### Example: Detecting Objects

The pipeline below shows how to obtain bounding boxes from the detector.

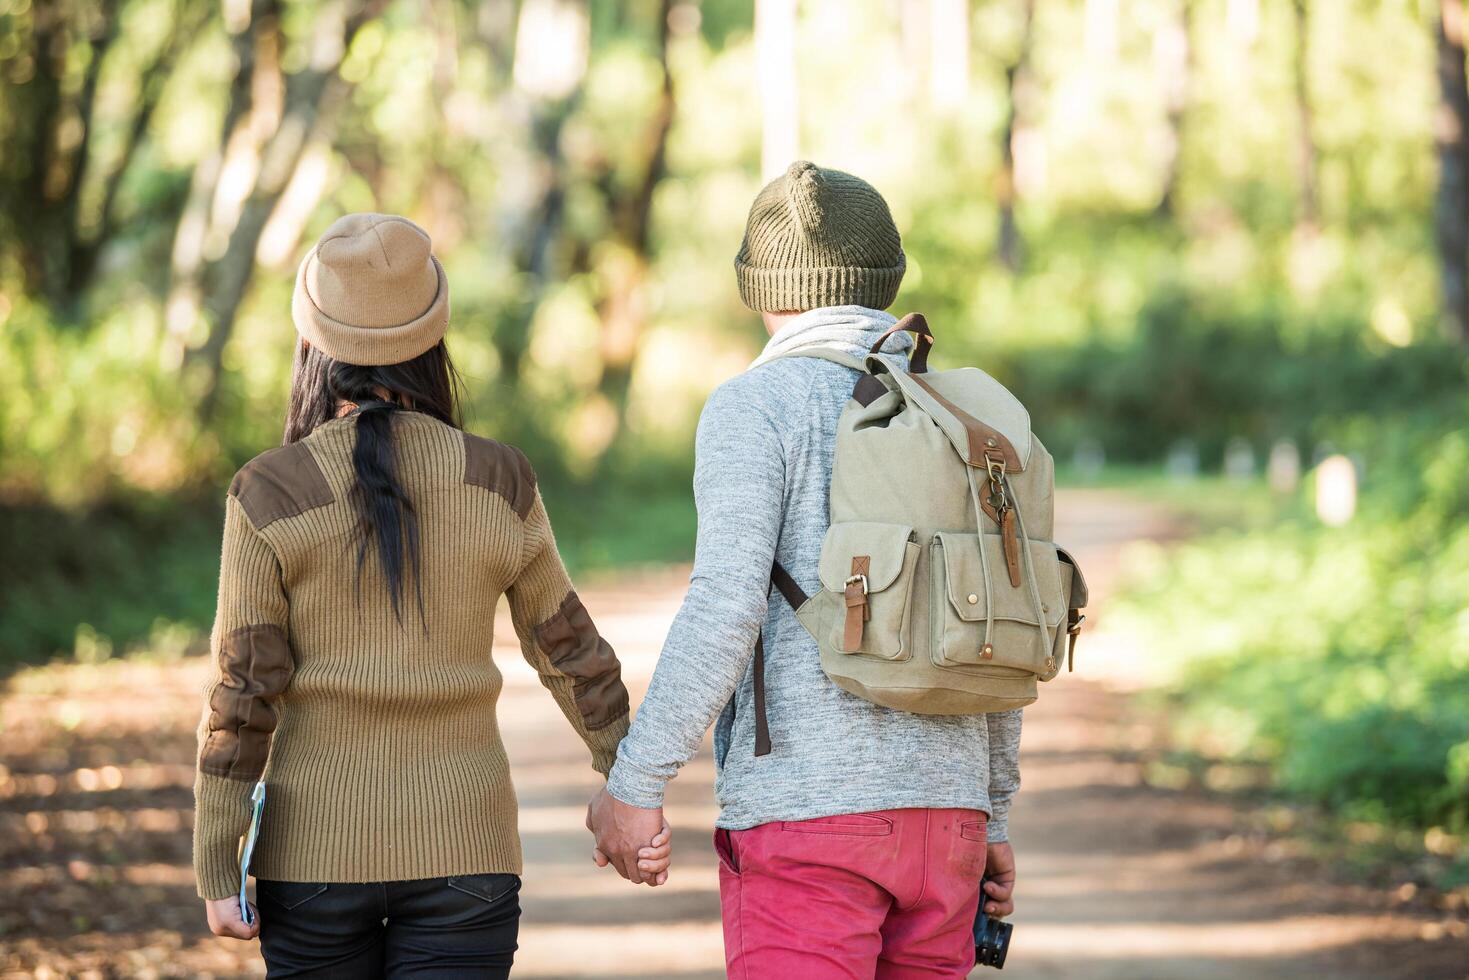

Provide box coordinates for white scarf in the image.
[750,305,912,369]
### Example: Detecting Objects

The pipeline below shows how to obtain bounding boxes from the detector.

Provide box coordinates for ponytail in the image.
[283,340,462,628]
[346,398,422,625]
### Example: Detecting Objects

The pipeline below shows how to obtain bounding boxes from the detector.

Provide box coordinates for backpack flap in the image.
[876,365,1033,473]
[817,522,920,659]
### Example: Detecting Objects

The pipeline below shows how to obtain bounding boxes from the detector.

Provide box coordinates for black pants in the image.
[256,874,520,978]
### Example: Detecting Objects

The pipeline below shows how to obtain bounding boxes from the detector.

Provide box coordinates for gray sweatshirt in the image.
[605,306,1023,842]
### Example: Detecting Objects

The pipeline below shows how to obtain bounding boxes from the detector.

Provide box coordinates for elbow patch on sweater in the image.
[200,624,295,780]
[533,594,630,731]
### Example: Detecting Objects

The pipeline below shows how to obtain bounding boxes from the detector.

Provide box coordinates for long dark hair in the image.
[283,339,463,624]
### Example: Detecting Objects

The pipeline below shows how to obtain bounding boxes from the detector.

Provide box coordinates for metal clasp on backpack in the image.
[844,574,869,595]
[983,453,1009,514]
[984,454,1006,484]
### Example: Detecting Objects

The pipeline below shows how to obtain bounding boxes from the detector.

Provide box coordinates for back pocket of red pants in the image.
[780,813,894,837]
[960,819,987,843]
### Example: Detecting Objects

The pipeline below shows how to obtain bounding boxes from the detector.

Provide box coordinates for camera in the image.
[973,879,1013,969]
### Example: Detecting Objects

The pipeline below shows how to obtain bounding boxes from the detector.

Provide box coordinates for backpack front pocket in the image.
[818,522,920,661]
[931,531,1066,675]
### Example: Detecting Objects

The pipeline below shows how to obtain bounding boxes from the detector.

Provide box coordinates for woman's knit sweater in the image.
[192,412,629,900]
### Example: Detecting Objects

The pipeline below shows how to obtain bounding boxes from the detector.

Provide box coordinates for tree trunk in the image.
[13,17,64,296]
[1084,0,1118,62]
[67,2,206,297]
[898,0,926,102]
[929,0,970,109]
[183,0,387,411]
[997,0,1035,273]
[496,105,575,384]
[1227,0,1259,46]
[162,0,272,363]
[475,0,517,66]
[1435,0,1469,345]
[8,3,119,306]
[494,0,591,385]
[1292,0,1318,231]
[594,0,677,430]
[1155,0,1191,218]
[52,7,121,308]
[756,0,799,179]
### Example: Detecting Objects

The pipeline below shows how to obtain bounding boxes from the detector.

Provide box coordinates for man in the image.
[587,161,1020,976]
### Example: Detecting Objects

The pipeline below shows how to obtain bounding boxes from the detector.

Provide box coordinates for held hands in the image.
[205,896,259,940]
[983,841,1017,917]
[586,786,672,886]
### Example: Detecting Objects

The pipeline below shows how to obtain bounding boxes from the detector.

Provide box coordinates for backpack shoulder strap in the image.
[770,560,808,609]
[761,312,936,375]
[762,346,869,372]
[753,561,809,758]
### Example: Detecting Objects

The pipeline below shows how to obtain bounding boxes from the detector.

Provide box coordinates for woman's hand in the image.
[205,897,260,940]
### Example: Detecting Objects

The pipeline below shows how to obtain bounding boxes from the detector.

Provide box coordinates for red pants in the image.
[715,808,987,979]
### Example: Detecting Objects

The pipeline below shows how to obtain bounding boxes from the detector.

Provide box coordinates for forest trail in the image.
[2,490,1465,978]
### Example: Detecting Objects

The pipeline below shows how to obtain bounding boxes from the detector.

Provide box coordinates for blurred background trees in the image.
[1,0,1467,842]
[2,0,1464,502]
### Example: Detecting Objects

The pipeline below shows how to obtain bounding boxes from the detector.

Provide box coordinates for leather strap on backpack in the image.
[1066,609,1086,671]
[753,561,809,758]
[771,561,807,608]
[868,312,933,373]
[752,635,772,757]
[842,556,871,652]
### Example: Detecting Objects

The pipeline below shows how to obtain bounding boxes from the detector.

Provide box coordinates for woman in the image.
[192,213,669,976]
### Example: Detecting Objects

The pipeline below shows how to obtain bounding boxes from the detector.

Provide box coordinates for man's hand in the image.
[983,842,1016,917]
[205,896,259,940]
[586,786,671,885]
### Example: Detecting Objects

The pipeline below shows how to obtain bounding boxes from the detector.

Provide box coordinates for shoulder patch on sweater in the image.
[462,432,537,519]
[229,443,334,530]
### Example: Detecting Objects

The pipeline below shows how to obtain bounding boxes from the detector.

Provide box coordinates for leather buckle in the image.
[1066,612,1085,672]
[844,574,869,595]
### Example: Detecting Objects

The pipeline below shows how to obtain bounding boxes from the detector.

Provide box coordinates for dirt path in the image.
[2,490,1466,978]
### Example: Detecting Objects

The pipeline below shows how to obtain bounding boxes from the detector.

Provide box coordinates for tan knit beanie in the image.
[292,213,449,366]
[734,161,906,312]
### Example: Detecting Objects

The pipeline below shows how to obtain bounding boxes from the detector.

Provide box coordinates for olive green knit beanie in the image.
[734,161,906,312]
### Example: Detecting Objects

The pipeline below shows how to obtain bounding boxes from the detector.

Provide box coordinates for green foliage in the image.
[0,295,219,505]
[986,288,1467,462]
[0,497,222,674]
[1116,408,1469,831]
[541,457,697,572]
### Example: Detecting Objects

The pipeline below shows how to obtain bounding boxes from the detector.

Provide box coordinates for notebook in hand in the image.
[239,781,266,925]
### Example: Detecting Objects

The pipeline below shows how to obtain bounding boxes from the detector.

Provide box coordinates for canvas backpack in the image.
[751,313,1089,756]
